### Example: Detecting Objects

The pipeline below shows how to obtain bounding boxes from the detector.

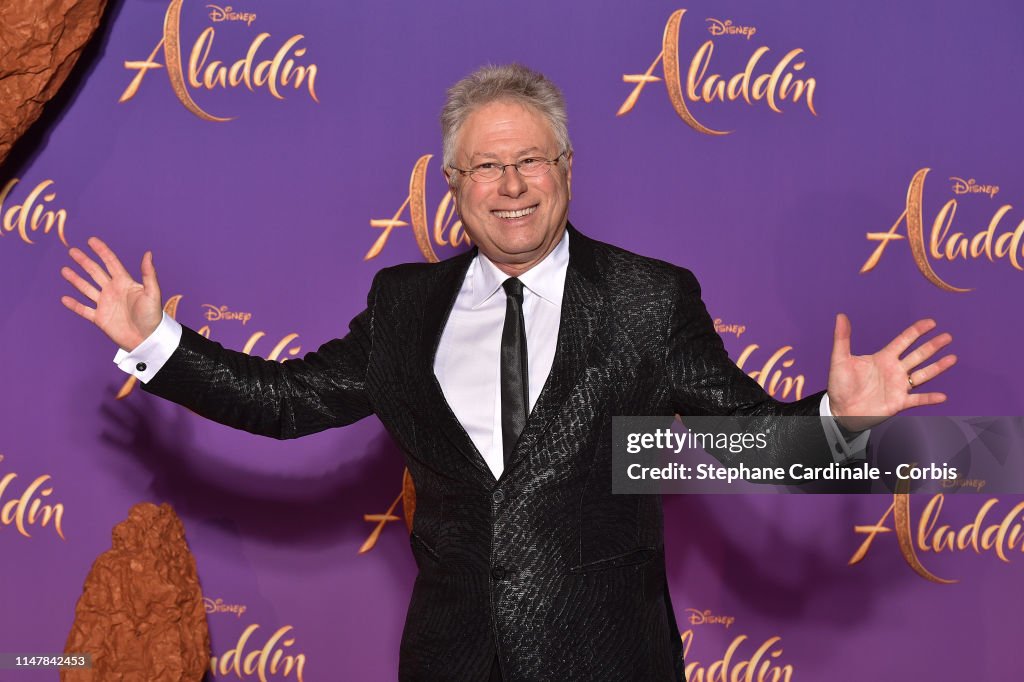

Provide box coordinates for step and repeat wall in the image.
[2,0,1021,679]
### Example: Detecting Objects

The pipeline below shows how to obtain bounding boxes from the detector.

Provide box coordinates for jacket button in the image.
[136,362,147,372]
[492,489,504,504]
[491,566,506,581]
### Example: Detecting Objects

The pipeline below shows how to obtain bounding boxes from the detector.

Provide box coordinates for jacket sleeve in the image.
[664,268,833,469]
[142,275,378,440]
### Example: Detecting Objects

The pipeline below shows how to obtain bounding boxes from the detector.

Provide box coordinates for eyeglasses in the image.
[448,151,567,183]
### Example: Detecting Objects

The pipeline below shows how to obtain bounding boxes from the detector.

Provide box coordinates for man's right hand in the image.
[61,237,164,351]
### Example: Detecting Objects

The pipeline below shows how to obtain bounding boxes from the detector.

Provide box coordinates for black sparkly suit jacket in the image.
[144,224,832,681]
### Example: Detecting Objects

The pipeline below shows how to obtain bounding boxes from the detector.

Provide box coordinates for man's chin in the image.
[491,238,546,259]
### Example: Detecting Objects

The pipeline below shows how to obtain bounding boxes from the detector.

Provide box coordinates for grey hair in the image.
[441,64,572,173]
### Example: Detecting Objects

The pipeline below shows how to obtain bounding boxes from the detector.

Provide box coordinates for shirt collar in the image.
[470,228,570,309]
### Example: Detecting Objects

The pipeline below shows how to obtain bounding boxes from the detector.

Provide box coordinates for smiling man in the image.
[62,64,955,681]
[443,97,572,276]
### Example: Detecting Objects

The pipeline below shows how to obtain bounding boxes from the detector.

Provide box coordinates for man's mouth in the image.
[492,205,538,220]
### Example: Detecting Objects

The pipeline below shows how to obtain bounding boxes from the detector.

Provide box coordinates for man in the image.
[61,65,955,681]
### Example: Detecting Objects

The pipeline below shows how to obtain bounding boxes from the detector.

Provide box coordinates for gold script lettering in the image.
[713,318,746,339]
[684,608,735,629]
[366,154,471,262]
[850,493,1024,584]
[202,304,253,325]
[735,344,805,400]
[208,5,257,26]
[0,470,65,540]
[862,168,1023,292]
[950,177,999,199]
[707,18,757,40]
[120,0,318,121]
[209,624,306,682]
[0,178,69,246]
[359,489,404,554]
[204,597,248,618]
[618,9,817,135]
[680,629,793,682]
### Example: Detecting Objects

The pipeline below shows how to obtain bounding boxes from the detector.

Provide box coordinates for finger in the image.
[88,236,131,279]
[60,266,100,303]
[903,391,948,409]
[140,251,160,298]
[909,354,957,388]
[60,295,96,322]
[68,246,111,286]
[832,313,852,361]
[901,332,953,370]
[883,318,937,357]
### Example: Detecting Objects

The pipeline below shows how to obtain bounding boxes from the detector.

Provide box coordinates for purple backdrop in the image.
[2,0,1022,679]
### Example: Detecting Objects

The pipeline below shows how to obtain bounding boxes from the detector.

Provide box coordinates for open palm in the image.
[827,313,957,431]
[61,237,164,351]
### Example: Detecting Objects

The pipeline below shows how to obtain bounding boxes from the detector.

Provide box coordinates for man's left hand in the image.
[827,313,956,431]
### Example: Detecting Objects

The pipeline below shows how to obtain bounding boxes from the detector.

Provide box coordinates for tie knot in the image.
[502,277,524,302]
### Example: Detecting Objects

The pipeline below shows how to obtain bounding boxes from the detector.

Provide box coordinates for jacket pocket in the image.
[409,530,441,569]
[568,546,659,574]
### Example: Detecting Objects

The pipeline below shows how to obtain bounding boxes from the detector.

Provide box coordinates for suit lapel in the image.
[415,249,497,485]
[504,226,608,478]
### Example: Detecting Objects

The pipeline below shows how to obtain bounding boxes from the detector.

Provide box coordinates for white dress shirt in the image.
[114,229,864,474]
[433,229,569,478]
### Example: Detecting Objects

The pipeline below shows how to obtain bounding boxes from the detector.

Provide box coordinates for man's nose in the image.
[498,165,528,197]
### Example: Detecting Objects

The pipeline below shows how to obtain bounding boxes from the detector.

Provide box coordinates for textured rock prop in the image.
[63,503,210,681]
[0,0,109,165]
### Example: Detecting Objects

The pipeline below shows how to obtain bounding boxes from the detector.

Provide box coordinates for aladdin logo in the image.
[685,608,735,629]
[207,4,256,26]
[680,619,793,682]
[950,176,999,199]
[116,296,301,399]
[367,154,471,263]
[0,454,65,540]
[706,18,757,40]
[714,318,747,339]
[861,168,1022,292]
[209,624,306,682]
[204,597,248,618]
[940,475,987,492]
[120,0,319,122]
[618,9,817,134]
[203,304,253,325]
[850,492,1024,584]
[735,343,804,400]
[0,178,69,246]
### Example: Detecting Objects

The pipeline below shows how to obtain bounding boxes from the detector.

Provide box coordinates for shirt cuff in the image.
[112,312,183,384]
[819,393,870,464]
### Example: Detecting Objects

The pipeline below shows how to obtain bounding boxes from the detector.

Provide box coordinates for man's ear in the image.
[566,152,574,201]
[442,165,458,208]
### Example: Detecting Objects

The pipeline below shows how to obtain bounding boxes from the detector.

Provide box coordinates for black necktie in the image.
[501,277,529,469]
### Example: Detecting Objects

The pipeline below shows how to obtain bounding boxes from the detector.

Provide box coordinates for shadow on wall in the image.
[662,489,913,669]
[97,383,411,552]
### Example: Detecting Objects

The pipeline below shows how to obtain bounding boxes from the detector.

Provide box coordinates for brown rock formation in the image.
[63,503,210,681]
[0,0,109,165]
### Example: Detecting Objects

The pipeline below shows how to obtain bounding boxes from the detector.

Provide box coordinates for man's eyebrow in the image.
[469,147,544,161]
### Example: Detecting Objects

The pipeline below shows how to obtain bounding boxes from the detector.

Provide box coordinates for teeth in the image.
[493,206,537,219]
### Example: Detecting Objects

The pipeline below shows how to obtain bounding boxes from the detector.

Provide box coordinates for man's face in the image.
[446,100,572,275]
